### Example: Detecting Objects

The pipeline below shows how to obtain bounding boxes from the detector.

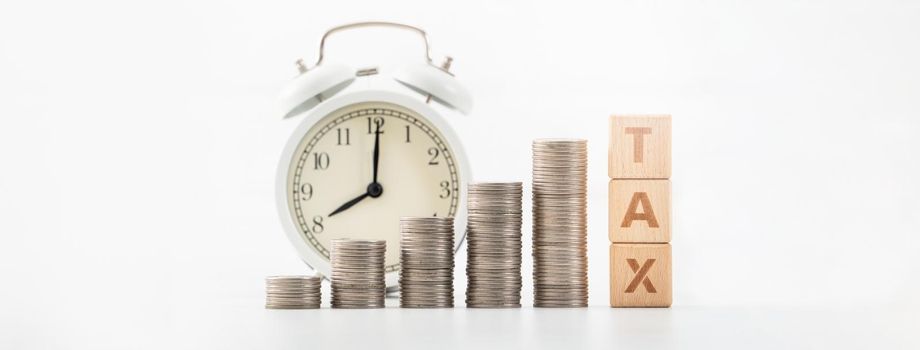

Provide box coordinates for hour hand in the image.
[328,192,370,217]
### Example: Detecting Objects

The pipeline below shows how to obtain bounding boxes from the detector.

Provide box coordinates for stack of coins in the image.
[399,217,455,308]
[265,275,322,309]
[465,182,523,308]
[532,139,589,307]
[330,239,386,309]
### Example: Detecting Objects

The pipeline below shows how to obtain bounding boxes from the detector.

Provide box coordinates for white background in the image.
[1,0,919,349]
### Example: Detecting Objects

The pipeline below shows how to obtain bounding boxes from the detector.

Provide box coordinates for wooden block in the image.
[609,179,670,243]
[608,115,671,179]
[610,243,672,307]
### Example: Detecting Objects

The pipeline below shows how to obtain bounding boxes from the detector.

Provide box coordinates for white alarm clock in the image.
[275,22,472,289]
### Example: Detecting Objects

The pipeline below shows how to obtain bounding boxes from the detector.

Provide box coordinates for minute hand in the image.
[372,122,381,183]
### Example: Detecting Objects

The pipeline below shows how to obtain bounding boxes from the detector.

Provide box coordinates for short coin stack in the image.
[265,275,322,309]
[330,239,386,309]
[465,182,523,308]
[399,217,455,308]
[532,139,589,307]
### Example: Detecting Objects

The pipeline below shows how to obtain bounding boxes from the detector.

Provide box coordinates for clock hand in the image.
[328,181,384,217]
[329,123,386,218]
[328,192,370,217]
[372,121,381,183]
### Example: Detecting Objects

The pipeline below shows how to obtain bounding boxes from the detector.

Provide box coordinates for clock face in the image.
[285,101,461,273]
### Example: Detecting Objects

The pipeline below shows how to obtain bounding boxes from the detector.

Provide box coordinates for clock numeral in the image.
[311,215,324,234]
[405,125,411,143]
[299,183,314,200]
[428,147,440,165]
[367,116,385,134]
[313,152,330,170]
[337,128,350,146]
[439,180,451,199]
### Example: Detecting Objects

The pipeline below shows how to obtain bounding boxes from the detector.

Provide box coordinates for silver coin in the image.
[399,217,455,308]
[264,275,322,309]
[465,182,524,309]
[531,139,589,308]
[330,239,387,309]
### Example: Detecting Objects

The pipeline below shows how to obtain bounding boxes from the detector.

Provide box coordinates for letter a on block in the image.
[609,179,670,243]
[609,115,671,179]
[621,192,659,228]
[610,244,671,307]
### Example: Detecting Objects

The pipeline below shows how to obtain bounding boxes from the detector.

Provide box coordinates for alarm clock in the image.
[275,22,472,289]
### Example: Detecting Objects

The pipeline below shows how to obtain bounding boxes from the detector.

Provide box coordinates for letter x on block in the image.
[625,258,656,293]
[610,243,671,307]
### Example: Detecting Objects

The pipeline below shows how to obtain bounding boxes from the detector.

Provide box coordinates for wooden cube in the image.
[610,243,672,307]
[609,179,670,243]
[609,115,671,179]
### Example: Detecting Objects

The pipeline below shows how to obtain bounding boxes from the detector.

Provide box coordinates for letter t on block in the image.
[609,115,671,179]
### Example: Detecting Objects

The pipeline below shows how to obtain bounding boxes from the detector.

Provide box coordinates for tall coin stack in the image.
[465,182,523,308]
[399,217,455,308]
[532,139,589,307]
[330,239,386,309]
[265,275,322,309]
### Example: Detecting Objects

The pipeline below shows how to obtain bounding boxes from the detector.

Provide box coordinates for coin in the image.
[265,275,322,309]
[330,239,386,309]
[399,217,455,308]
[532,139,589,308]
[465,182,523,308]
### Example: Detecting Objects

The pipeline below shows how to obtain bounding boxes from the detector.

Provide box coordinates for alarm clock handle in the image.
[306,21,434,70]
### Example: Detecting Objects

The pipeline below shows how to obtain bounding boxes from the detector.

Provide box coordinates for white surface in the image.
[177,300,920,349]
[1,0,920,349]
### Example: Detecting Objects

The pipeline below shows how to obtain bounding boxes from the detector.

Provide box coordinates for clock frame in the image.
[276,90,471,289]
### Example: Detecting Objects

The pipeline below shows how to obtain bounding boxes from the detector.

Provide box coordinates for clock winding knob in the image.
[295,59,308,74]
[440,56,453,73]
